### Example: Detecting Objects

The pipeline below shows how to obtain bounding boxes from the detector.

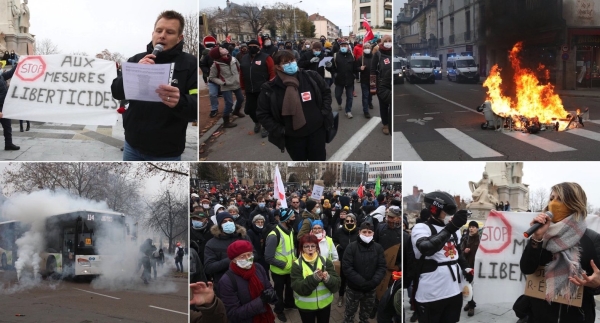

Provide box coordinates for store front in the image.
[569,30,600,89]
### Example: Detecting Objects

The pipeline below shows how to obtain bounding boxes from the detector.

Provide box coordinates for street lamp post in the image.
[293,1,303,42]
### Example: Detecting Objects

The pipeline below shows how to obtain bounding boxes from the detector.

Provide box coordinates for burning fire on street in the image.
[483,42,585,132]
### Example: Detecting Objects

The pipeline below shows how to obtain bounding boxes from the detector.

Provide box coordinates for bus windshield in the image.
[410,60,431,68]
[456,59,476,68]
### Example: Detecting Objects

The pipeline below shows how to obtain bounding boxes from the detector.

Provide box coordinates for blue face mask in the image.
[222,222,236,234]
[282,61,298,75]
[232,214,239,219]
[192,220,205,229]
[245,205,251,208]
[259,203,266,208]
[313,51,321,56]
[340,47,348,53]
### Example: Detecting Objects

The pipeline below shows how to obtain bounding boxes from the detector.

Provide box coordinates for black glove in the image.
[261,289,278,304]
[463,269,474,283]
[445,210,468,232]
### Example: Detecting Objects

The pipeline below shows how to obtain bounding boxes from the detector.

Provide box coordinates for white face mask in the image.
[265,40,272,46]
[203,204,210,209]
[236,256,254,269]
[360,234,373,244]
[315,233,324,240]
[306,44,310,48]
[383,42,392,49]
[364,49,371,54]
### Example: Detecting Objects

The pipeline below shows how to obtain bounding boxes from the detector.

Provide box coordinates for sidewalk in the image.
[0,117,198,161]
[556,89,600,98]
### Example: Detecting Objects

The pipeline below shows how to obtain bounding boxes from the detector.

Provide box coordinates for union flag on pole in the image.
[362,13,374,44]
[226,35,231,43]
[274,165,288,208]
[357,182,364,198]
[258,33,263,47]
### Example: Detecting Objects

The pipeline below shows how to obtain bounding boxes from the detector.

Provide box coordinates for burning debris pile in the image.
[482,42,587,132]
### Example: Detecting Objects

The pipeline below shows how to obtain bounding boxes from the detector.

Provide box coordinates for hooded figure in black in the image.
[139,238,154,284]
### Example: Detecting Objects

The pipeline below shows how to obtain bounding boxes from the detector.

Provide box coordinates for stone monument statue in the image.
[18,0,28,34]
[9,0,20,32]
[506,162,523,184]
[467,172,498,210]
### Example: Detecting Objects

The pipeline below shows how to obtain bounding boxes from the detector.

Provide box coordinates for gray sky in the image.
[28,0,198,59]
[403,162,600,208]
[394,0,407,21]
[200,0,352,37]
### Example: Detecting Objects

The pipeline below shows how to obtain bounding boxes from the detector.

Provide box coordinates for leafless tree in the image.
[183,11,199,57]
[70,51,89,56]
[233,3,270,36]
[322,170,337,187]
[95,49,125,63]
[144,188,188,253]
[34,38,60,55]
[529,187,548,212]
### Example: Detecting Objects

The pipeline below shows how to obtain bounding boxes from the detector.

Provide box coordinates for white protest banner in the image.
[475,210,600,305]
[311,184,324,201]
[3,55,119,125]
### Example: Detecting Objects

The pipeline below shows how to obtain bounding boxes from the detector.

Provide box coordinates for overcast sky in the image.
[403,162,600,208]
[28,0,197,59]
[200,0,352,37]
[394,0,407,21]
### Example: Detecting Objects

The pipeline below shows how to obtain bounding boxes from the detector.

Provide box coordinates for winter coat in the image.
[204,224,251,286]
[208,57,241,91]
[0,64,16,111]
[290,256,341,306]
[376,223,403,270]
[298,210,320,240]
[297,50,326,79]
[333,225,359,261]
[247,224,265,261]
[219,264,275,323]
[111,40,197,157]
[342,239,386,293]
[190,296,228,323]
[462,233,480,268]
[257,69,333,153]
[190,221,214,264]
[520,228,600,323]
[359,53,374,84]
[327,51,359,87]
[371,50,392,106]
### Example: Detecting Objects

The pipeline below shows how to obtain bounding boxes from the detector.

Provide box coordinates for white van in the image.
[447,55,479,83]
[407,55,435,84]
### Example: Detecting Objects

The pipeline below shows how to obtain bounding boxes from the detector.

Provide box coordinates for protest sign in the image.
[311,184,324,201]
[2,55,119,125]
[524,266,583,307]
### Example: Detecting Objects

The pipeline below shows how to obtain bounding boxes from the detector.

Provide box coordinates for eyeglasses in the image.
[292,202,299,204]
[303,245,317,249]
[345,220,355,224]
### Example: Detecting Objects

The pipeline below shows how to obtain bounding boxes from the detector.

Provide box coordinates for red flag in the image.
[210,186,216,194]
[357,182,364,198]
[233,177,237,184]
[226,35,231,43]
[258,34,263,47]
[230,182,234,190]
[362,13,374,44]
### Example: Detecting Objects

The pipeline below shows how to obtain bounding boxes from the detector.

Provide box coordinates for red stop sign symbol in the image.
[15,56,47,82]
[479,210,512,254]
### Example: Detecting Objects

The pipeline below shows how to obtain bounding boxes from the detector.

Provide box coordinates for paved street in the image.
[0,269,188,323]
[199,78,392,161]
[0,117,198,161]
[393,78,600,161]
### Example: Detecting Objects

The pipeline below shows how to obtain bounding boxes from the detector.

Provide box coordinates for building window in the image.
[360,6,371,19]
[384,22,392,29]
[360,0,371,2]
[465,10,471,33]
[385,9,392,18]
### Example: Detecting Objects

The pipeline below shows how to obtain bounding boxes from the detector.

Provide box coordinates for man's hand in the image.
[0,112,3,119]
[156,84,181,108]
[190,282,215,306]
[570,259,600,289]
[139,54,156,65]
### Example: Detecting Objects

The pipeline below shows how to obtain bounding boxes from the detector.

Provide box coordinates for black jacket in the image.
[261,45,278,57]
[190,221,214,264]
[371,50,392,106]
[297,51,325,79]
[327,51,359,87]
[342,239,386,292]
[333,225,359,261]
[359,53,373,84]
[256,69,333,152]
[240,52,272,93]
[519,228,600,323]
[246,224,265,261]
[111,41,197,157]
[0,64,17,110]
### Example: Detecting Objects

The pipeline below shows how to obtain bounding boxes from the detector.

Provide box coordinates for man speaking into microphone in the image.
[111,10,197,161]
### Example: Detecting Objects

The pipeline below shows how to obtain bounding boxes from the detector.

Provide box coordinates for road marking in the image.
[503,132,576,152]
[565,128,600,142]
[73,288,120,300]
[396,114,410,117]
[328,117,381,161]
[393,132,422,160]
[424,112,440,114]
[149,305,187,315]
[587,120,600,125]
[414,85,480,113]
[455,111,471,113]
[435,128,503,158]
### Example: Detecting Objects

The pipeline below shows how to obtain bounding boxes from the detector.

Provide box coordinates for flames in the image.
[483,42,570,131]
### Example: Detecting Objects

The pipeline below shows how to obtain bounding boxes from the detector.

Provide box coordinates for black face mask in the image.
[249,47,260,55]
[285,46,292,49]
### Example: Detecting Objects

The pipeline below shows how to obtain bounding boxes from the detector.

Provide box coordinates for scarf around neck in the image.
[277,70,306,130]
[543,214,586,303]
[229,262,275,323]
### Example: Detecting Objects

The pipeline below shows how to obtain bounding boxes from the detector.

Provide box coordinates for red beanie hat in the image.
[209,46,221,60]
[227,240,253,260]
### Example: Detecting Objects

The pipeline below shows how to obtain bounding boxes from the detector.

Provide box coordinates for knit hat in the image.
[345,213,356,221]
[279,208,295,222]
[469,221,479,228]
[240,43,247,48]
[190,211,206,219]
[216,211,233,225]
[209,46,221,60]
[324,41,332,48]
[306,199,317,212]
[311,220,324,229]
[247,39,260,46]
[227,240,253,260]
[252,214,265,223]
[359,221,374,231]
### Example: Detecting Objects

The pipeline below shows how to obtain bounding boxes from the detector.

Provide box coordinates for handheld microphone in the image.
[523,211,553,238]
[151,44,164,57]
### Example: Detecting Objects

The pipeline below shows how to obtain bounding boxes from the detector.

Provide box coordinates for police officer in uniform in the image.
[410,191,472,323]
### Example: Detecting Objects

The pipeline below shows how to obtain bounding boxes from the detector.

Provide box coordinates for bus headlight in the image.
[77,258,91,267]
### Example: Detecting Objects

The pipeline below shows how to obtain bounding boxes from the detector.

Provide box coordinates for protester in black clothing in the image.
[359,42,374,119]
[371,35,392,135]
[190,211,214,264]
[297,42,325,78]
[139,238,154,284]
[111,10,197,161]
[246,214,270,279]
[261,35,278,57]
[326,39,359,119]
[0,63,19,150]
[257,50,334,161]
[333,214,359,307]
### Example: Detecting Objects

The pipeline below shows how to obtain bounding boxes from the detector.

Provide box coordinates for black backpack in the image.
[177,247,184,258]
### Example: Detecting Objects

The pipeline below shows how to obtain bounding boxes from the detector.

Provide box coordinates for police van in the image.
[446,55,479,83]
[407,54,435,84]
[393,57,407,84]
[431,57,442,80]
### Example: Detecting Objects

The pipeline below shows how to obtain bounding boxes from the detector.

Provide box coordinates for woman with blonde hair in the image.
[520,182,600,323]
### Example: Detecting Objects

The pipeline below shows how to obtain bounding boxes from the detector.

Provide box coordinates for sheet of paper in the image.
[122,62,172,102]
[318,57,333,68]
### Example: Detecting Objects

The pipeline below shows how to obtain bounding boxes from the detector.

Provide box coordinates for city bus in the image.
[0,209,127,278]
